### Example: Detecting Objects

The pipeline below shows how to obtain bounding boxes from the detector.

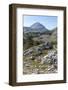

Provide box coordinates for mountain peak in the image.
[24,22,48,33]
[31,22,45,30]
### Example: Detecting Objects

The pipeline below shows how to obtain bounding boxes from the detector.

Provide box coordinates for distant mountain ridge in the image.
[24,22,48,33]
[31,22,46,30]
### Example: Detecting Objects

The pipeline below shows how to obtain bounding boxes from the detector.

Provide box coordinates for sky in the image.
[23,15,57,30]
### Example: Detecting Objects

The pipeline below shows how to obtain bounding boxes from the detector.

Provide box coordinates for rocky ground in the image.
[23,45,57,75]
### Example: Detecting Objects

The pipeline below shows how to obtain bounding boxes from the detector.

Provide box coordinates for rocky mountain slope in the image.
[23,22,57,74]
